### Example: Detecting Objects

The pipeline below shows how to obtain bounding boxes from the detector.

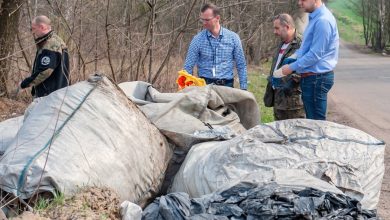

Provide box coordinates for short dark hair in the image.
[201,3,220,16]
[274,13,295,29]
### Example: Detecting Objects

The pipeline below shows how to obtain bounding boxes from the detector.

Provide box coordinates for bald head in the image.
[31,15,52,39]
[33,15,51,26]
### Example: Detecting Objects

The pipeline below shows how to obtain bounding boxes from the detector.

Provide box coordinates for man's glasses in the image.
[199,17,214,22]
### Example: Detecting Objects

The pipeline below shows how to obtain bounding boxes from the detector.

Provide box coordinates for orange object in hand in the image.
[177,75,186,88]
[176,70,206,90]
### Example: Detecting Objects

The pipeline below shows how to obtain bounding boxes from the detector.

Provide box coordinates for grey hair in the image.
[274,13,295,29]
[32,15,51,27]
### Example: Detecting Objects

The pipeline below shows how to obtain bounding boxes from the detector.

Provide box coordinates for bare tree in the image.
[0,0,23,96]
[359,0,389,51]
[1,0,300,96]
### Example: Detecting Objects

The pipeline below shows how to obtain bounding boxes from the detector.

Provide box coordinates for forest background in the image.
[0,0,389,99]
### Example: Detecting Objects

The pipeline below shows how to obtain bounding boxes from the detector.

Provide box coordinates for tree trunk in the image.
[379,0,386,50]
[147,0,156,83]
[0,0,23,96]
[105,0,116,83]
[361,0,369,46]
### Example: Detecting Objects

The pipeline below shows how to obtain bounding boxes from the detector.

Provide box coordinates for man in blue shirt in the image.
[274,0,339,120]
[183,3,247,90]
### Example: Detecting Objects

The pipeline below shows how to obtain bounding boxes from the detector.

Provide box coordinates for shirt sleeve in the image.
[183,36,200,74]
[21,49,60,88]
[290,19,332,72]
[233,34,247,90]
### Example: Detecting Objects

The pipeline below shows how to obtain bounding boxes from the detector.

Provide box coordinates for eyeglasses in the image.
[199,17,214,22]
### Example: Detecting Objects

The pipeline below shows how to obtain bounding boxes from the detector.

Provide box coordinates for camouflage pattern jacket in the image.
[269,35,304,110]
[21,31,69,98]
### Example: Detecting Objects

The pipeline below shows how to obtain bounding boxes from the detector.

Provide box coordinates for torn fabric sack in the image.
[119,81,260,150]
[0,76,172,206]
[170,119,385,210]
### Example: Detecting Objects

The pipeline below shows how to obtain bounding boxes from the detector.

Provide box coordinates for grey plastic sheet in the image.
[171,119,385,210]
[0,76,172,206]
[119,81,260,150]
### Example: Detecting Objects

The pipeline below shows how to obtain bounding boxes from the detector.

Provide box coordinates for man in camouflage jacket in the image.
[20,15,69,98]
[267,14,305,120]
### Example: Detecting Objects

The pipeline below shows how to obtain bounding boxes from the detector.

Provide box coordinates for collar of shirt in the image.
[282,30,301,46]
[309,4,326,20]
[290,34,299,46]
[206,27,224,39]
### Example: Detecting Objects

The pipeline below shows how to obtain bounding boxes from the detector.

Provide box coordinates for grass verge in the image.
[327,0,365,45]
[248,63,274,123]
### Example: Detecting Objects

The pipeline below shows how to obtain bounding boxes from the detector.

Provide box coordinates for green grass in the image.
[327,0,365,45]
[52,190,65,206]
[34,198,50,211]
[34,190,65,212]
[248,62,275,123]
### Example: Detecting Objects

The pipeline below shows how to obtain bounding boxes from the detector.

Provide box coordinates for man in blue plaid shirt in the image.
[183,3,248,90]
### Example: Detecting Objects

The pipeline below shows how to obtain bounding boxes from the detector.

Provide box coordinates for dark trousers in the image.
[202,77,234,88]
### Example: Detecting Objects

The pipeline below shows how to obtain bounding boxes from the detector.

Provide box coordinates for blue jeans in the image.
[300,72,334,120]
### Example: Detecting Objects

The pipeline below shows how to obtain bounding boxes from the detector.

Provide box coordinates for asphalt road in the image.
[328,41,390,217]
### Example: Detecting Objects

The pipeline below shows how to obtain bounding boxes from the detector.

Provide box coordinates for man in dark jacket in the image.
[266,13,305,120]
[20,15,69,98]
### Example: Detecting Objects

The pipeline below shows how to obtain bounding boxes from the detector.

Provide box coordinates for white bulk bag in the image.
[0,76,172,206]
[171,119,385,210]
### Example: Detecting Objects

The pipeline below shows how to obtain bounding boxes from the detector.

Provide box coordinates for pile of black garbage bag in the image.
[142,182,378,220]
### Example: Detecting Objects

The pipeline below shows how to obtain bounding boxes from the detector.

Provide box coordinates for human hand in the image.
[282,65,293,76]
[272,68,285,78]
[288,53,297,59]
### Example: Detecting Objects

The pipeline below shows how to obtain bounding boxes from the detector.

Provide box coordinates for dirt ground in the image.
[0,97,28,122]
[39,187,121,220]
[327,99,356,128]
[10,187,121,220]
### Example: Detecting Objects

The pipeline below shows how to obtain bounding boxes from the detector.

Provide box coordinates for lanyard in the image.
[207,32,222,77]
